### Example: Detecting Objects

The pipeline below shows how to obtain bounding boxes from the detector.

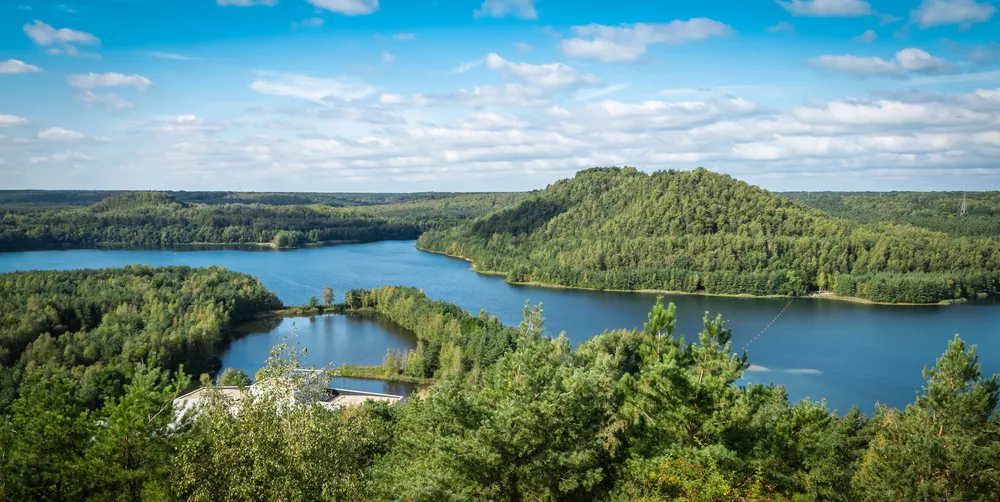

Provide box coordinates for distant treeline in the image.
[0,191,528,251]
[419,167,1000,304]
[785,191,1000,238]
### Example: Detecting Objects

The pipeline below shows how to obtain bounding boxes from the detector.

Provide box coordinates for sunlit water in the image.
[3,240,998,412]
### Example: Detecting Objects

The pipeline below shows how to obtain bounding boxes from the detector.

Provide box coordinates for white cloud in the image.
[0,115,29,127]
[452,59,484,74]
[30,151,93,163]
[249,74,375,103]
[293,17,325,29]
[449,84,549,107]
[514,42,533,52]
[217,0,277,6]
[910,0,996,28]
[853,29,877,42]
[381,52,396,64]
[776,0,873,17]
[808,55,901,77]
[38,127,85,141]
[474,0,537,20]
[458,113,531,130]
[146,115,225,135]
[809,48,950,78]
[305,0,379,15]
[766,22,797,34]
[485,53,601,89]
[895,48,951,73]
[144,51,195,60]
[23,20,100,58]
[0,59,42,74]
[560,19,733,63]
[75,90,134,109]
[68,72,153,90]
[379,93,431,106]
[574,83,629,101]
[393,32,416,41]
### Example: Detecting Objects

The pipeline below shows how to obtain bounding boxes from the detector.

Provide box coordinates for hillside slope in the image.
[418,167,1000,303]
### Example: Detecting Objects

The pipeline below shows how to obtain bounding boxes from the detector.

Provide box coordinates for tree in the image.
[323,286,334,305]
[217,368,251,387]
[84,365,191,501]
[308,296,319,308]
[853,335,1000,501]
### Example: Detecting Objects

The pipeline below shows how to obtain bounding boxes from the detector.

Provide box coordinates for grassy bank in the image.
[334,364,431,385]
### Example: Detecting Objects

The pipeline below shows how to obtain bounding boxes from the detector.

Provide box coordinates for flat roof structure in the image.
[173,382,403,418]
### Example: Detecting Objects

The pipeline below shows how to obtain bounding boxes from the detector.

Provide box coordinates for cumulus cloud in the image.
[68,72,152,90]
[514,42,533,52]
[305,0,379,15]
[23,20,100,58]
[560,19,733,63]
[381,52,396,64]
[452,59,484,74]
[776,0,873,16]
[853,29,877,42]
[75,90,134,109]
[809,48,950,78]
[379,93,431,106]
[38,127,85,141]
[0,115,29,127]
[910,0,996,28]
[0,59,42,74]
[474,0,537,20]
[249,73,375,103]
[485,53,601,89]
[217,0,277,6]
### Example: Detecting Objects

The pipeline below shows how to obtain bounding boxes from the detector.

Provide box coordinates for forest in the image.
[1,267,997,501]
[0,191,527,251]
[418,167,1000,304]
[785,191,1000,238]
[0,266,280,414]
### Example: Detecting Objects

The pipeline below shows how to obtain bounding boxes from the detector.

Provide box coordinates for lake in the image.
[2,240,997,412]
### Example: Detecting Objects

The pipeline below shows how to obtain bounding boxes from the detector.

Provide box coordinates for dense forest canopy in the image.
[784,191,1000,238]
[0,191,528,251]
[1,269,997,500]
[418,167,1000,304]
[0,266,280,413]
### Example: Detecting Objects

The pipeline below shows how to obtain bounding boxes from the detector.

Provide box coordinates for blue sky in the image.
[1,0,998,192]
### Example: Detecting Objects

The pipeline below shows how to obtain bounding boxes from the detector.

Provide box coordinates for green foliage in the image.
[785,191,1000,238]
[217,368,251,387]
[0,190,529,251]
[0,266,280,413]
[853,336,1000,501]
[419,168,1000,303]
[343,286,518,380]
[322,286,334,305]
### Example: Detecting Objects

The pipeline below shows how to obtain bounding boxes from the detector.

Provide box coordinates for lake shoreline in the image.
[415,245,963,307]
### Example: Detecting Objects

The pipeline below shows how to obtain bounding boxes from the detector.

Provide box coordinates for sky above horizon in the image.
[1,0,999,192]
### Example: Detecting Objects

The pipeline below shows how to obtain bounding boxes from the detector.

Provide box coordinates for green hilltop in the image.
[418,167,1000,304]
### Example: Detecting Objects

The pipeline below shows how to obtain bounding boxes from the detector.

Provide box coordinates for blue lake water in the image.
[2,240,998,412]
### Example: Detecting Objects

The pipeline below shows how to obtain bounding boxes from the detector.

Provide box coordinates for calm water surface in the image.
[2,240,997,412]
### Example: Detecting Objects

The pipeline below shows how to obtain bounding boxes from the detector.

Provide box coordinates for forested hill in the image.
[784,191,1000,238]
[418,167,1000,304]
[0,191,527,252]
